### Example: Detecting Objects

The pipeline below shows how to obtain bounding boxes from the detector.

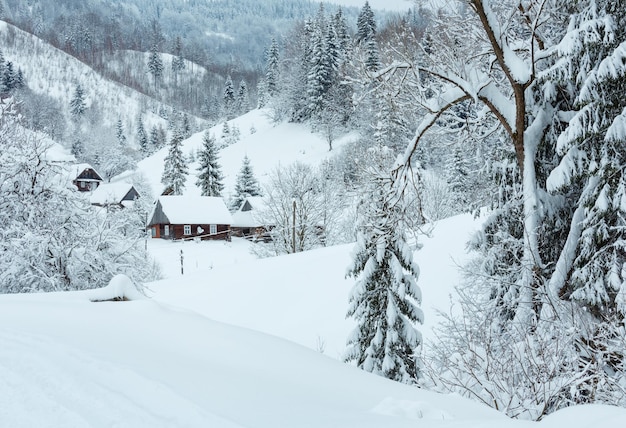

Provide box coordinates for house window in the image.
[164,225,170,236]
[184,225,192,235]
[210,224,217,235]
[151,227,156,237]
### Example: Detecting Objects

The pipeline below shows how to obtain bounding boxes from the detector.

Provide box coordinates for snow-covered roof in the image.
[72,163,96,175]
[238,196,267,212]
[231,210,261,228]
[90,182,136,206]
[232,197,269,228]
[70,163,103,181]
[148,196,233,226]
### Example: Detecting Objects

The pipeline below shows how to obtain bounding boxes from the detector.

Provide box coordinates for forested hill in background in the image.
[0,0,359,77]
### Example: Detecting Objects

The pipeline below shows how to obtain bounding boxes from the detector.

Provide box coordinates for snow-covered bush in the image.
[0,108,159,293]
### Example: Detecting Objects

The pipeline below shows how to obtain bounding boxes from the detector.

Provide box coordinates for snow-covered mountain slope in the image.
[0,20,193,143]
[135,108,357,198]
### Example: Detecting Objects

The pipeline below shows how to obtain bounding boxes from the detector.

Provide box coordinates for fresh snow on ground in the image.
[3,94,626,427]
[2,211,625,426]
[146,212,481,358]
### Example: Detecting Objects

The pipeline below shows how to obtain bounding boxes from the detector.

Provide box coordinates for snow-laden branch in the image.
[547,177,599,299]
[470,0,532,86]
[397,86,471,169]
[476,81,516,135]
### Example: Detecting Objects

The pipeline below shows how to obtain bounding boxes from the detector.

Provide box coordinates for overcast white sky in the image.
[330,0,414,12]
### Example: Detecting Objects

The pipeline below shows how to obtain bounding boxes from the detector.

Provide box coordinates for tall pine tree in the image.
[147,43,163,90]
[161,126,188,195]
[265,37,280,99]
[345,149,423,385]
[196,131,224,197]
[171,35,186,85]
[137,118,149,155]
[69,83,86,119]
[223,76,236,120]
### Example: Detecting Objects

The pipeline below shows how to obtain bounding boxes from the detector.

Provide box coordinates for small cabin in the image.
[147,196,233,241]
[231,196,273,241]
[90,182,140,209]
[72,164,103,192]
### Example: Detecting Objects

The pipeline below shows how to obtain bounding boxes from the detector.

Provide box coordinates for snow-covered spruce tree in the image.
[137,118,149,155]
[115,118,126,148]
[345,147,423,384]
[542,0,626,404]
[220,122,234,147]
[2,61,16,92]
[356,1,376,44]
[231,155,261,210]
[446,145,471,209]
[147,42,163,90]
[161,125,188,195]
[236,79,249,115]
[171,35,186,85]
[150,124,166,151]
[306,20,332,118]
[181,113,192,139]
[196,131,224,197]
[223,76,236,120]
[332,7,351,57]
[265,37,280,99]
[69,83,86,119]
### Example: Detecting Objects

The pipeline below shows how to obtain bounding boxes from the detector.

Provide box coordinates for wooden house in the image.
[231,196,273,241]
[90,182,140,209]
[72,164,103,192]
[147,196,233,241]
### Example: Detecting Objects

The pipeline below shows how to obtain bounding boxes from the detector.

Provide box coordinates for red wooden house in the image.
[147,196,233,241]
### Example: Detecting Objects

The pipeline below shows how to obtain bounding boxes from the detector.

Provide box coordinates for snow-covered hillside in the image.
[135,108,357,198]
[0,20,196,143]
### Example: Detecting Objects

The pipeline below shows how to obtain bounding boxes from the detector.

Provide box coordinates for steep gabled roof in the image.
[90,182,138,206]
[147,196,233,226]
[72,163,103,182]
[232,196,270,228]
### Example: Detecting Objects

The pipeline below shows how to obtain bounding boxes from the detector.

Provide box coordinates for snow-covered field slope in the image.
[0,290,502,428]
[146,212,481,358]
[2,212,625,426]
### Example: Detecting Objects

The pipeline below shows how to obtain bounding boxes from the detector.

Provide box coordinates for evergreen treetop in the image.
[196,131,224,197]
[231,155,261,210]
[161,126,188,195]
